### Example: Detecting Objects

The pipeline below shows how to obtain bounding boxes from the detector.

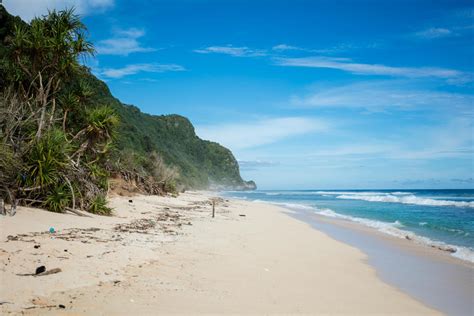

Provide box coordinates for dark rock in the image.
[35,266,46,275]
[58,304,66,309]
[34,245,40,249]
[128,200,133,203]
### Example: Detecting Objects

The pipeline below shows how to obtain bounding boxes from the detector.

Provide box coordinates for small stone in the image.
[35,266,46,275]
[58,304,66,309]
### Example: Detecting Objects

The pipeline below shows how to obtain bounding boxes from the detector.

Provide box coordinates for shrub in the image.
[22,129,71,188]
[88,194,112,215]
[43,184,71,213]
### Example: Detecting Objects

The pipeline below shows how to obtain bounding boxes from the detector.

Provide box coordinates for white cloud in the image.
[272,43,378,54]
[291,81,474,110]
[96,28,156,56]
[275,56,469,82]
[4,0,114,21]
[196,117,329,150]
[272,43,358,54]
[194,45,267,57]
[318,117,473,161]
[272,44,304,51]
[101,63,185,78]
[414,27,453,39]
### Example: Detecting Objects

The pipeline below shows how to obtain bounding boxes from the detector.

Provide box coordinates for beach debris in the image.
[115,218,157,233]
[34,244,41,249]
[433,245,456,253]
[6,235,18,241]
[58,304,66,309]
[239,214,246,217]
[49,227,55,233]
[65,207,92,217]
[0,301,12,305]
[18,267,62,277]
[36,268,62,276]
[129,199,133,203]
[35,266,46,274]
[25,297,58,310]
[31,297,53,307]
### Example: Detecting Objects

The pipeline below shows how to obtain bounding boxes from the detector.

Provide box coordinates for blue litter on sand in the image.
[49,227,55,233]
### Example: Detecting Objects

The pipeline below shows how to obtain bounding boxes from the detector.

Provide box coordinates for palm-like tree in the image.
[8,8,94,139]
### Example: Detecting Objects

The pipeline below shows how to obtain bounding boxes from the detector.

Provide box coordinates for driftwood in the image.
[65,207,92,217]
[17,268,62,277]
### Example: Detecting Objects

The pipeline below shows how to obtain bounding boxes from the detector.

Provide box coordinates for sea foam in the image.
[336,194,474,208]
[310,206,474,263]
[267,201,474,263]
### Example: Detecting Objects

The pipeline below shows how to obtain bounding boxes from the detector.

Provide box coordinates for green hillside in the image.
[0,6,255,215]
[78,71,255,189]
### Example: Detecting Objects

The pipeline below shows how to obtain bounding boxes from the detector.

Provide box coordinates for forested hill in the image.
[80,71,256,190]
[0,5,255,199]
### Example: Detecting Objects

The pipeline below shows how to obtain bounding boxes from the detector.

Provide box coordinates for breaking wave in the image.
[310,206,474,263]
[266,201,474,263]
[336,194,474,208]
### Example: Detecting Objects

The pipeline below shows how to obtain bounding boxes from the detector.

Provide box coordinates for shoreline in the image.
[282,206,473,315]
[1,192,442,314]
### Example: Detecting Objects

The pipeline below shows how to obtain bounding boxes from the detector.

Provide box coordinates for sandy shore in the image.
[0,192,439,315]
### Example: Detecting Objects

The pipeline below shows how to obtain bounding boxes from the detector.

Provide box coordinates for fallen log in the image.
[65,207,92,217]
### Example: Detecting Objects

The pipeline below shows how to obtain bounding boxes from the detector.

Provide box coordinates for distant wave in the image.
[315,191,413,196]
[260,191,414,197]
[337,194,474,208]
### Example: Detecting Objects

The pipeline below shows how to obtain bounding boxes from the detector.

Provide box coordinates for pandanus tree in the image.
[1,8,117,215]
[7,8,94,138]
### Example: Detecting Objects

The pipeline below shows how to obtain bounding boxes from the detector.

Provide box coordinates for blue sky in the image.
[5,0,474,189]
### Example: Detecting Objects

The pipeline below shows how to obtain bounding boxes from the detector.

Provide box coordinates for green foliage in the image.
[6,7,93,86]
[85,105,119,142]
[0,6,252,218]
[88,194,112,215]
[71,68,248,189]
[0,140,22,186]
[88,163,109,190]
[23,129,71,188]
[0,7,120,215]
[43,184,71,213]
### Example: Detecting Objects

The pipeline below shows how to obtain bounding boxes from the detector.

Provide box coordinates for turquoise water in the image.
[225,189,474,263]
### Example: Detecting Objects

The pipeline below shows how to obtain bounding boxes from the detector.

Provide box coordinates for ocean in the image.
[224,189,474,263]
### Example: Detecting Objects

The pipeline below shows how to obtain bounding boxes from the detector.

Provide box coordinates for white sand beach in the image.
[0,192,439,315]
